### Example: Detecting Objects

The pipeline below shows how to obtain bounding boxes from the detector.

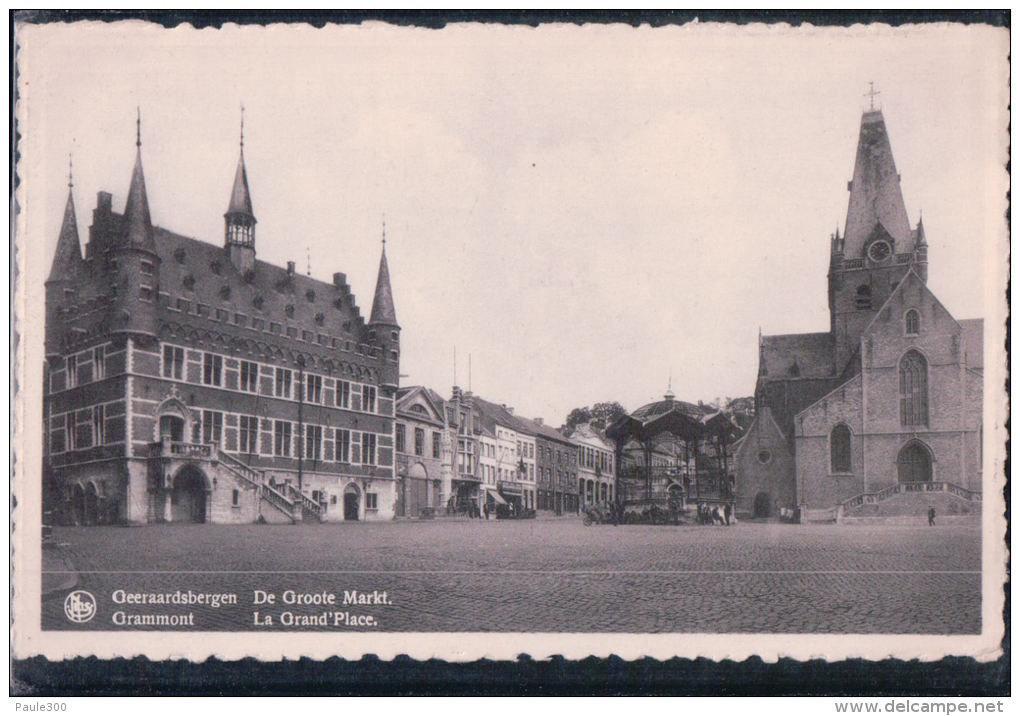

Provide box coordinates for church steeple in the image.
[225,107,256,275]
[842,107,912,259]
[122,109,155,252]
[369,222,398,327]
[47,157,83,283]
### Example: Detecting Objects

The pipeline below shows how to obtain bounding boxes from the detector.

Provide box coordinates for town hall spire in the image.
[369,222,398,327]
[225,106,257,274]
[46,154,83,283]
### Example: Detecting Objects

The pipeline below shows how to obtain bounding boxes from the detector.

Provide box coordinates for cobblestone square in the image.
[43,520,981,633]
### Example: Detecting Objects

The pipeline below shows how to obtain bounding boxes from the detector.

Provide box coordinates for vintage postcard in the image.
[11,17,1009,665]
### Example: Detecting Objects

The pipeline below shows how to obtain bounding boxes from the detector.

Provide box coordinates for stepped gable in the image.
[151,227,368,341]
[758,332,834,379]
[842,110,912,259]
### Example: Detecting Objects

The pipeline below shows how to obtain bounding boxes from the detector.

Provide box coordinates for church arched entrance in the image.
[171,466,208,523]
[70,484,86,526]
[897,441,933,483]
[344,483,361,521]
[753,491,773,519]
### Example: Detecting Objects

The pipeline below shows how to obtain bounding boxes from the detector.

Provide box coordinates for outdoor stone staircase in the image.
[801,481,981,524]
[218,451,322,524]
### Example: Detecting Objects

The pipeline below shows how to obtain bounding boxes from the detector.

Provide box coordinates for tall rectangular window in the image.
[336,380,351,409]
[239,415,259,454]
[202,353,223,386]
[395,424,406,453]
[66,354,77,388]
[275,367,292,399]
[92,405,105,446]
[274,420,292,457]
[365,493,378,510]
[433,432,441,459]
[362,432,377,466]
[65,413,75,451]
[93,345,106,380]
[305,425,323,462]
[305,374,322,403]
[362,385,376,413]
[335,429,350,462]
[240,361,259,393]
[414,428,425,456]
[202,410,223,445]
[162,345,184,379]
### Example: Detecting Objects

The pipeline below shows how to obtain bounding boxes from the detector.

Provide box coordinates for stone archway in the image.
[70,484,86,526]
[171,465,209,523]
[344,482,361,521]
[898,441,933,483]
[753,491,773,519]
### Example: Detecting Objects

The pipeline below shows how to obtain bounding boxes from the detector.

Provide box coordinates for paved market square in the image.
[43,520,981,633]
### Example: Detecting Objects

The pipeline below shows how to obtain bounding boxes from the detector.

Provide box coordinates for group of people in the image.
[696,502,734,526]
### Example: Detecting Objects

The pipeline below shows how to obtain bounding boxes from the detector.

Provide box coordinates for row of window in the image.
[162,343,378,413]
[538,465,574,489]
[395,424,442,459]
[57,344,110,390]
[578,445,613,473]
[190,410,381,465]
[49,404,111,453]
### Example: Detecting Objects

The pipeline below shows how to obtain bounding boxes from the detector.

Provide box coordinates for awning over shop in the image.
[484,488,508,505]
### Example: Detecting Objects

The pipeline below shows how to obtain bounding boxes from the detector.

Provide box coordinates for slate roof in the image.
[758,332,835,380]
[123,148,155,252]
[369,247,397,326]
[630,398,703,422]
[226,149,255,219]
[843,110,913,259]
[151,224,370,343]
[47,189,83,282]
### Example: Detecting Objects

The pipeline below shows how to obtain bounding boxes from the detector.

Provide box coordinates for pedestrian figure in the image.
[611,501,619,526]
[724,503,732,526]
[484,502,490,520]
[928,506,936,526]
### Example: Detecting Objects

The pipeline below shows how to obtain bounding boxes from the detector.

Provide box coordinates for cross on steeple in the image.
[136,107,141,147]
[68,152,73,189]
[240,104,245,150]
[865,82,880,111]
[381,214,386,247]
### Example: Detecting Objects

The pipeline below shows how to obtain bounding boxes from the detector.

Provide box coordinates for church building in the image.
[736,104,984,521]
[43,115,400,525]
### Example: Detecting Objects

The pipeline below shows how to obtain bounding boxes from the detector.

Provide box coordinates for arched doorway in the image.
[70,484,85,526]
[898,441,933,483]
[84,482,100,526]
[171,466,208,523]
[753,491,773,519]
[344,483,361,521]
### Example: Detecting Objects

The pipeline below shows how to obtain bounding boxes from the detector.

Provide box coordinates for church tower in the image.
[368,224,400,391]
[827,106,928,374]
[224,111,256,276]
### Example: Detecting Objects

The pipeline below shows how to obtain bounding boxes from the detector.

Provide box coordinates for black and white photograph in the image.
[11,14,1008,675]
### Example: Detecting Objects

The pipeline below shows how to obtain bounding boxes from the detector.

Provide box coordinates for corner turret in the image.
[368,223,400,390]
[45,167,84,358]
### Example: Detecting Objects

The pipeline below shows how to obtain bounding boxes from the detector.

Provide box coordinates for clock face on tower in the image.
[868,240,891,262]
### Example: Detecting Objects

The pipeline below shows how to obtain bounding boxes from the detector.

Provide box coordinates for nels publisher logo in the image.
[63,590,97,624]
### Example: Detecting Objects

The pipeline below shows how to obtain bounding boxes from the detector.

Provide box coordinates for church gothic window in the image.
[905,309,920,335]
[856,285,872,310]
[830,424,851,473]
[899,350,929,426]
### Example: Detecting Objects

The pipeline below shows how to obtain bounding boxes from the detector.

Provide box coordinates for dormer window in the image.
[905,309,920,336]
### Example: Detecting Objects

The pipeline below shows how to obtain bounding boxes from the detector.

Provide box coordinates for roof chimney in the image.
[333,272,346,287]
[287,261,296,276]
[535,417,544,426]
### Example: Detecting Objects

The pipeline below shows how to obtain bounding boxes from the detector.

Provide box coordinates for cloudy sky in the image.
[18,20,1008,424]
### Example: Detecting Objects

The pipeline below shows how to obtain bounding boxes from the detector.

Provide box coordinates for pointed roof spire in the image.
[226,107,256,220]
[369,222,398,327]
[915,211,927,246]
[48,177,83,282]
[842,102,911,258]
[123,109,155,250]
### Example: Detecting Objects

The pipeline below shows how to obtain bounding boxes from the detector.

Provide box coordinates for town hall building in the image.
[736,105,984,521]
[43,116,400,525]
